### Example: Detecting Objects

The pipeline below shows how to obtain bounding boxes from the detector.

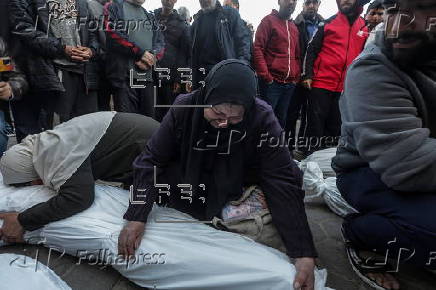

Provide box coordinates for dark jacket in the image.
[294,12,324,60]
[253,10,301,84]
[302,12,367,92]
[104,0,165,88]
[0,37,28,110]
[9,0,100,92]
[333,36,436,192]
[191,2,251,68]
[154,8,190,83]
[125,91,317,258]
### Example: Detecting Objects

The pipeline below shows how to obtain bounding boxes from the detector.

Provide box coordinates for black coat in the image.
[294,12,324,60]
[191,3,251,69]
[9,0,100,92]
[154,8,190,83]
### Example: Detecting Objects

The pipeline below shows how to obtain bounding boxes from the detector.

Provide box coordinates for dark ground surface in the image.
[2,138,436,290]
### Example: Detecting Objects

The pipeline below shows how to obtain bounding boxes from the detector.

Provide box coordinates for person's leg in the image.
[338,167,436,269]
[10,94,43,142]
[155,83,174,122]
[263,82,283,123]
[113,85,139,113]
[286,85,306,140]
[0,111,8,154]
[274,83,296,128]
[324,91,342,147]
[300,88,331,154]
[139,83,156,119]
[56,70,77,123]
[97,76,112,111]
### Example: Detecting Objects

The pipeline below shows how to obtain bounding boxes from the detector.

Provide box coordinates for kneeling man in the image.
[333,1,436,289]
[0,112,159,244]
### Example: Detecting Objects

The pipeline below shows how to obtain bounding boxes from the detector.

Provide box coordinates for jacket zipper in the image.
[285,20,291,81]
[339,24,352,91]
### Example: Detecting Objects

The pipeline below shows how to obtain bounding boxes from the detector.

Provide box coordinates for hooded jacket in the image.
[103,0,165,88]
[294,12,324,60]
[302,11,368,92]
[191,2,251,68]
[9,0,100,92]
[154,8,190,83]
[332,34,436,192]
[125,60,317,258]
[253,10,301,84]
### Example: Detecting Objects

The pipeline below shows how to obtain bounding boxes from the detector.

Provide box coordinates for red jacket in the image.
[303,12,368,92]
[253,10,301,84]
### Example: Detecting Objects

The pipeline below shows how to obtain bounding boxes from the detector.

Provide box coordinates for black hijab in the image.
[179,59,257,219]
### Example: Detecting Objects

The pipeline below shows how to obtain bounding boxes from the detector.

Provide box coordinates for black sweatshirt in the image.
[17,113,159,231]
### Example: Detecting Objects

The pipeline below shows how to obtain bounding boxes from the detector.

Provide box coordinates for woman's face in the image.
[204,103,245,129]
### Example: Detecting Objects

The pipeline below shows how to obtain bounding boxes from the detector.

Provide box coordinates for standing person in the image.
[190,0,251,89]
[0,37,28,154]
[177,6,192,25]
[365,0,384,32]
[9,0,100,139]
[104,0,165,117]
[154,0,190,121]
[118,60,318,290]
[88,0,112,111]
[333,1,436,289]
[286,0,323,150]
[300,0,368,155]
[253,0,300,128]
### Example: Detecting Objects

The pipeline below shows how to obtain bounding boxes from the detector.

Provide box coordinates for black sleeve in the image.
[9,0,65,58]
[17,158,95,231]
[86,2,99,58]
[302,23,325,80]
[228,8,251,63]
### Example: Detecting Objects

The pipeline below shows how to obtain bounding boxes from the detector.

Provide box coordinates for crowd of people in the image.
[0,0,435,289]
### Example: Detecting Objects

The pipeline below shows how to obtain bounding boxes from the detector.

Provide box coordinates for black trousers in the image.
[57,70,98,123]
[113,82,155,118]
[301,87,341,153]
[11,91,59,142]
[338,167,436,270]
[286,84,308,149]
[155,82,176,122]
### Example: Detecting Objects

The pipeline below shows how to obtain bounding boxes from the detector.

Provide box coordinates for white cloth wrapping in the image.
[0,176,333,290]
[0,253,71,290]
[302,161,358,217]
[299,148,338,178]
[0,112,116,190]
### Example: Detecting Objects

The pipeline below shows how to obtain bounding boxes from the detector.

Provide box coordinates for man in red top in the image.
[253,0,300,128]
[300,0,368,155]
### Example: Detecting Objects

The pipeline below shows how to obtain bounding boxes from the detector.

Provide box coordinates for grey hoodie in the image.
[332,33,436,192]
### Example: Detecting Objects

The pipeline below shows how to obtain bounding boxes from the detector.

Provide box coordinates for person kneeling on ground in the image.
[119,59,318,290]
[0,112,159,244]
[333,0,436,289]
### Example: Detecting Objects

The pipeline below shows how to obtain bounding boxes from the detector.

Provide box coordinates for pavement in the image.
[2,138,436,290]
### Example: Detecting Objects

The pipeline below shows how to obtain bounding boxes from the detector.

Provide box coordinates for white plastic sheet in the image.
[303,161,358,218]
[0,254,71,290]
[0,176,334,290]
[300,148,338,178]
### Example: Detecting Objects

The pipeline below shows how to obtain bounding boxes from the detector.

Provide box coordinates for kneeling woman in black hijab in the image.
[119,60,317,289]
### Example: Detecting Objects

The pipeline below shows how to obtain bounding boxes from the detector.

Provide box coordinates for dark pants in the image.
[113,82,155,118]
[286,85,308,149]
[338,167,436,270]
[97,76,112,111]
[155,83,176,122]
[259,80,296,128]
[11,91,59,142]
[57,70,98,122]
[301,87,341,153]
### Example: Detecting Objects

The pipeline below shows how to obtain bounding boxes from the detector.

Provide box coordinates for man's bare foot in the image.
[366,272,400,290]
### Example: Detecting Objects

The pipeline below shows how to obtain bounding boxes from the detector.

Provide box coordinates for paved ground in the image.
[2,138,436,289]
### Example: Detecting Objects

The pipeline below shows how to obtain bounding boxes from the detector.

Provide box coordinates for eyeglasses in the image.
[304,0,320,5]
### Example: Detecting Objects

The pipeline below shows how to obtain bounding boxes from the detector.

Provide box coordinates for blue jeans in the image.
[0,111,9,155]
[259,80,296,128]
[338,167,436,269]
